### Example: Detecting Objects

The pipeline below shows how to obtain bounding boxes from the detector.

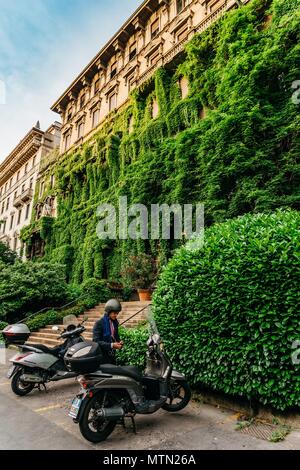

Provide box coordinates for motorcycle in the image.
[7,315,86,396]
[64,318,191,443]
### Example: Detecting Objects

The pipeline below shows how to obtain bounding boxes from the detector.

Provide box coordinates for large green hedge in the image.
[21,0,300,283]
[0,262,75,323]
[153,210,300,410]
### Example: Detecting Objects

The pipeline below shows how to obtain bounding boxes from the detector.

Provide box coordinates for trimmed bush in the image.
[153,210,300,410]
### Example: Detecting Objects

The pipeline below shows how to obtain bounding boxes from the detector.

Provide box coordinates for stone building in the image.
[51,0,249,154]
[0,122,61,255]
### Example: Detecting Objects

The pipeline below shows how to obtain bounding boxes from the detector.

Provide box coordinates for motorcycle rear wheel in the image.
[162,380,191,412]
[11,369,35,396]
[79,392,118,443]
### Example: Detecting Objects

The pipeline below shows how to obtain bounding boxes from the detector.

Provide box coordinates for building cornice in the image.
[51,0,165,113]
[0,127,44,187]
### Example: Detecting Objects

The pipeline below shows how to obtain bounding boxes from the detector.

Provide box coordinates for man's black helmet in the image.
[105,299,122,314]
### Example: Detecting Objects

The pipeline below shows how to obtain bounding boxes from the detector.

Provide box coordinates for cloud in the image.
[0,0,141,162]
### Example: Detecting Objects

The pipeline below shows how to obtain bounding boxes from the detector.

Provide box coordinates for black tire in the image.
[162,380,191,412]
[11,369,35,397]
[79,392,118,443]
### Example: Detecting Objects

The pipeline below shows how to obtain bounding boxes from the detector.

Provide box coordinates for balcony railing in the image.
[13,188,33,208]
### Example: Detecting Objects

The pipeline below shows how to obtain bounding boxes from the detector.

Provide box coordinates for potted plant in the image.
[121,254,157,301]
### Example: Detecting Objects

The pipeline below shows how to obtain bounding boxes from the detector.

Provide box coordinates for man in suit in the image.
[92,299,124,364]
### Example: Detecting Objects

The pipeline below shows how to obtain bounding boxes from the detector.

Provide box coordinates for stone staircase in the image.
[26,301,151,347]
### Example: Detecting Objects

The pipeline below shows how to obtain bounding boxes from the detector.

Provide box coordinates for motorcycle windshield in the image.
[63,314,79,329]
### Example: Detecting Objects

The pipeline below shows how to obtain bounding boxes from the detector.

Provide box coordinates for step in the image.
[27,337,63,346]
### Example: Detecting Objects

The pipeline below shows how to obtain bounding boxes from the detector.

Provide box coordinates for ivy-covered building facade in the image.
[21,0,300,285]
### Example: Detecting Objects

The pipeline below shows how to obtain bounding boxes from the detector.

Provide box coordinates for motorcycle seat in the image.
[27,344,62,357]
[100,364,143,382]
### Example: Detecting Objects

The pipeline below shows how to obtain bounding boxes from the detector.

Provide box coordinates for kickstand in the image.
[120,415,137,434]
[130,415,137,434]
[38,383,47,393]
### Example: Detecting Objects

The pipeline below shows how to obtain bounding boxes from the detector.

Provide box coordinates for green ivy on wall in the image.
[21,0,300,284]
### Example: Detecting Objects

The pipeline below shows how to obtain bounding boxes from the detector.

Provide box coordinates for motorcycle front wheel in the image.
[79,392,118,443]
[11,369,35,396]
[162,380,191,412]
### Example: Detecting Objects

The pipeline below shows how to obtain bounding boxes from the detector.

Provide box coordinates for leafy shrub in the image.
[117,326,149,369]
[121,254,157,289]
[80,278,112,309]
[153,210,300,410]
[0,321,8,343]
[0,242,18,265]
[0,262,75,323]
[25,305,86,332]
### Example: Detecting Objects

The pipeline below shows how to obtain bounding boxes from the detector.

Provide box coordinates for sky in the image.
[0,0,141,162]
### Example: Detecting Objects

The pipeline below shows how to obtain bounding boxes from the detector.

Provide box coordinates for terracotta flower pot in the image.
[137,289,152,301]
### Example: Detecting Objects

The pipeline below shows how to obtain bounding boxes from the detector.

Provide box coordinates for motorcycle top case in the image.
[64,341,104,374]
[2,324,31,345]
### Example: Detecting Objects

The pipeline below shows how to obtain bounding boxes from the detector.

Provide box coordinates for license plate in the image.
[69,396,83,419]
[7,366,16,379]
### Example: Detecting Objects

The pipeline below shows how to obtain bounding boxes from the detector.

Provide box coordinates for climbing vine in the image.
[21,0,300,284]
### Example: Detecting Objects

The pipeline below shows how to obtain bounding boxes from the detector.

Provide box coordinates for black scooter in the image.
[65,322,191,443]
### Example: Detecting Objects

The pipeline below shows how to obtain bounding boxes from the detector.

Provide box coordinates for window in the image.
[17,171,20,182]
[129,43,137,61]
[128,75,136,92]
[2,219,6,234]
[21,184,25,193]
[80,94,86,109]
[78,121,84,139]
[109,93,117,112]
[29,178,33,189]
[5,182,7,193]
[150,52,160,66]
[40,181,45,197]
[1,202,4,214]
[25,204,30,220]
[177,28,188,42]
[177,0,187,14]
[152,99,159,119]
[151,19,159,39]
[9,178,12,188]
[32,156,36,168]
[10,214,14,230]
[67,110,72,122]
[6,198,9,211]
[13,237,17,252]
[94,79,100,94]
[65,133,71,151]
[17,209,22,225]
[92,108,100,128]
[0,187,2,197]
[179,76,189,99]
[14,191,18,200]
[110,61,117,79]
[24,163,28,174]
[128,115,134,134]
[50,174,55,188]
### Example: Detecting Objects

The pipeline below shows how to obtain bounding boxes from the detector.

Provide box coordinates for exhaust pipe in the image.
[21,374,44,384]
[98,407,125,420]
